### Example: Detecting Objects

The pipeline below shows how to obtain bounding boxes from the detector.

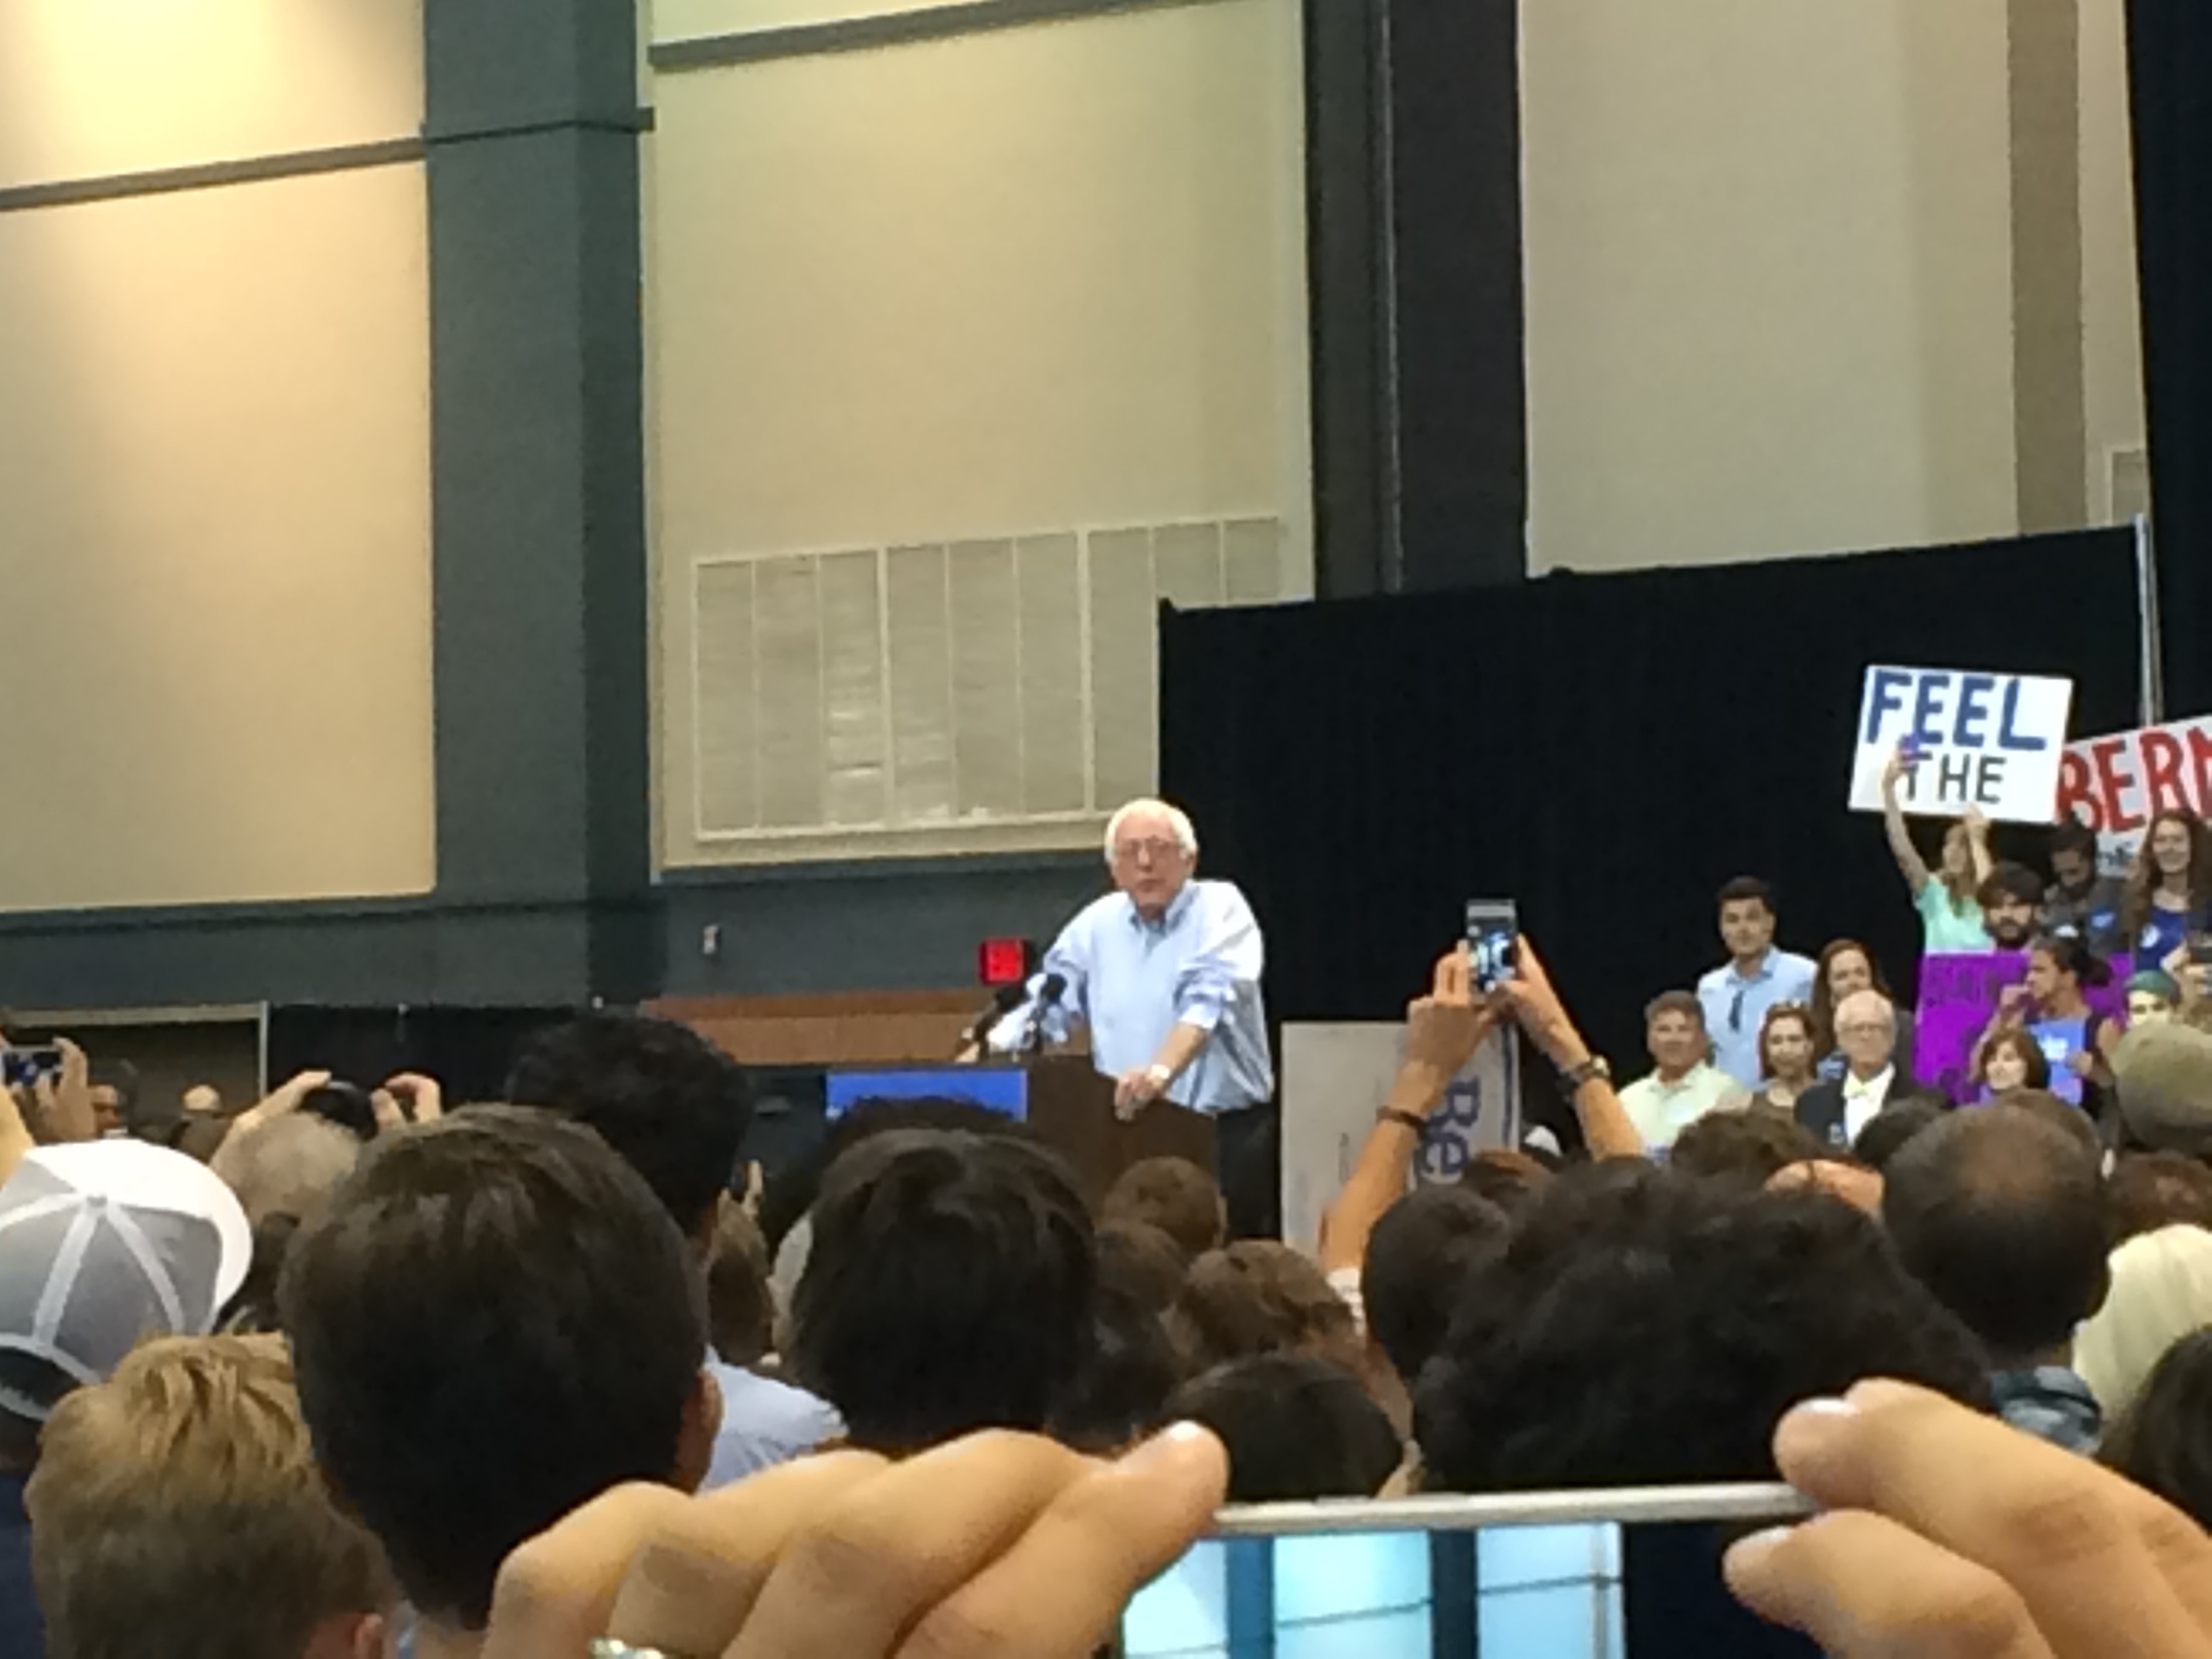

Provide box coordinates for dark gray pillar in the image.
[1305,0,1526,597]
[424,0,657,1002]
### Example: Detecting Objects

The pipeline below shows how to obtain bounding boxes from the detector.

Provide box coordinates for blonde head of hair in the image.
[27,1332,391,1659]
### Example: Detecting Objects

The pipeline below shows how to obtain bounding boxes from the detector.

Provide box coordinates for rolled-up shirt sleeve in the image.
[1174,888,1265,1032]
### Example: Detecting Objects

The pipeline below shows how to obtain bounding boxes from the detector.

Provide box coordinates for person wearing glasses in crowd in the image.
[1794,990,1946,1151]
[2124,809,2212,967]
[1695,878,1817,1090]
[1809,938,1917,1083]
[1881,745,1994,954]
[979,798,1276,1235]
[1724,1003,1822,1117]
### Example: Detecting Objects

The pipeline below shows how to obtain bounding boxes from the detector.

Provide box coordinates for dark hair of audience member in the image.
[2050,817,2099,864]
[219,1213,304,1335]
[2108,1152,2212,1246]
[279,1107,709,1629]
[789,1129,1094,1454]
[1880,1106,2107,1364]
[1667,1109,1826,1187]
[755,1096,1022,1254]
[1100,1156,1225,1262]
[1643,989,1706,1031]
[1458,1148,1553,1214]
[1811,939,1898,1055]
[1850,1099,1946,1172]
[1170,1242,1361,1378]
[1415,1163,1990,1492]
[1976,1026,2052,1092]
[504,1012,754,1240]
[1978,861,2046,910]
[1715,876,1775,910]
[707,1196,775,1368]
[1052,1282,1182,1454]
[1095,1219,1189,1315]
[1164,1354,1402,1504]
[2000,1087,2104,1163]
[1361,1186,1509,1389]
[2102,1328,2212,1529]
[2036,933,2112,991]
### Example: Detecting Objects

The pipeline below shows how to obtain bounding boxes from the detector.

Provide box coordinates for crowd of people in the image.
[11,785,2212,1656]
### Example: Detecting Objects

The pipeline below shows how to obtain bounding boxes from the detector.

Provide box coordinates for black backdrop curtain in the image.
[2127,0,2212,716]
[1161,531,2141,1106]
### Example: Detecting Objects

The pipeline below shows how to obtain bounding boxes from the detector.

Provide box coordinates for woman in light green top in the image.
[1881,743,1992,954]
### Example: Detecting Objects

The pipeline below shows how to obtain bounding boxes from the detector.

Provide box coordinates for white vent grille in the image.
[691,518,1286,848]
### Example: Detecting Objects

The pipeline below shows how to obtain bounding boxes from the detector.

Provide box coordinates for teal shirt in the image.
[1917,880,1991,954]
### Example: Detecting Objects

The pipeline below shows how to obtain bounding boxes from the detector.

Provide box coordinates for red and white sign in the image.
[2059,715,2212,871]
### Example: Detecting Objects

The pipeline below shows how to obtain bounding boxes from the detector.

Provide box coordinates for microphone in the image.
[958,983,1028,1055]
[1023,973,1068,1057]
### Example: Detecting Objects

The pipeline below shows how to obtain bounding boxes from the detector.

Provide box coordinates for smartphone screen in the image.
[1465,900,1519,994]
[1123,1486,1813,1658]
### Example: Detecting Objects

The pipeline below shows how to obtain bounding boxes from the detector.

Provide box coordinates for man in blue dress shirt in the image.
[1696,876,1818,1090]
[989,798,1276,1232]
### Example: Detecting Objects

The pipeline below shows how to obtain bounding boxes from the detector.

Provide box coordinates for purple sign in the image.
[1914,951,2130,1103]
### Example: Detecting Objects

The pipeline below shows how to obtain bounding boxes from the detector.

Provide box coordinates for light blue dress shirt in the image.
[1696,947,1818,1090]
[989,879,1274,1115]
[702,1359,844,1489]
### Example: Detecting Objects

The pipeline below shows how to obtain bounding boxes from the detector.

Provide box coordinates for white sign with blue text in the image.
[1848,665,2074,825]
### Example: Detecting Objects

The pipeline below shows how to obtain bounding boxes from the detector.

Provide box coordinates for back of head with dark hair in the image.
[1053,1282,1181,1454]
[706,1196,774,1368]
[1668,1110,1826,1186]
[1164,1354,1401,1504]
[1361,1186,1509,1387]
[1851,1099,1947,1171]
[1171,1242,1361,1378]
[1715,876,1774,910]
[2102,1328,2212,1529]
[1881,1105,2107,1362]
[298,1082,380,1143]
[279,1107,706,1629]
[1101,1156,1225,1261]
[2000,1088,2104,1162]
[2108,1152,2212,1246]
[504,1012,754,1240]
[790,1129,1094,1454]
[756,1095,1023,1254]
[1458,1149,1554,1215]
[1096,1219,1190,1314]
[1416,1163,1989,1491]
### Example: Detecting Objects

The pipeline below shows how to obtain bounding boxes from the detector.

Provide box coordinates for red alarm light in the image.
[979,937,1034,986]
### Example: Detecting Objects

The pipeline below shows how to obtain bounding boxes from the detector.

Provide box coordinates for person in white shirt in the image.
[1616,992,1738,1152]
[1696,878,1818,1090]
[1792,989,1946,1153]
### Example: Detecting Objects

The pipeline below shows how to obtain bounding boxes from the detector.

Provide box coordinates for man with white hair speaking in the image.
[982,798,1276,1234]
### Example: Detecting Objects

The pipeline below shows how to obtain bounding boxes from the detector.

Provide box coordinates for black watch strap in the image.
[1559,1054,1611,1090]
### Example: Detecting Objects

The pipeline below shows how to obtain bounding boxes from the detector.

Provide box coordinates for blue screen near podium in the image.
[824,1067,1030,1121]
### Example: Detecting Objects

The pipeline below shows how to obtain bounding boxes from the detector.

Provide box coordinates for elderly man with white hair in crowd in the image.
[980,798,1276,1233]
[1793,987,1947,1152]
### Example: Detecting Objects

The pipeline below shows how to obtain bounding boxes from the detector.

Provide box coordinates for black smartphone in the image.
[1,1048,62,1090]
[1465,899,1520,994]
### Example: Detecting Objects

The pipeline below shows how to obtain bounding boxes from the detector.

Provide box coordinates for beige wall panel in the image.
[0,164,434,910]
[1523,0,2020,571]
[0,0,422,189]
[657,0,966,40]
[651,0,1309,867]
[2078,0,2147,519]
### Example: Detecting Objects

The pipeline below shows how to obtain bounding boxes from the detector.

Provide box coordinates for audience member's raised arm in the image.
[1881,746,1933,897]
[1500,937,1645,1160]
[1962,804,1995,886]
[1317,948,1490,1275]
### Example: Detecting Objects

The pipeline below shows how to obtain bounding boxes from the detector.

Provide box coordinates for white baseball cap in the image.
[0,1140,252,1422]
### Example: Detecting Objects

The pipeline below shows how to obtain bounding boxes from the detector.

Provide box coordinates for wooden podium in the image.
[1021,1054,1218,1210]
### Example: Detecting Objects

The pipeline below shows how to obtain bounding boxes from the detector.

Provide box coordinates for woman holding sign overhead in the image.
[1881,744,1992,954]
[2123,808,2212,966]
